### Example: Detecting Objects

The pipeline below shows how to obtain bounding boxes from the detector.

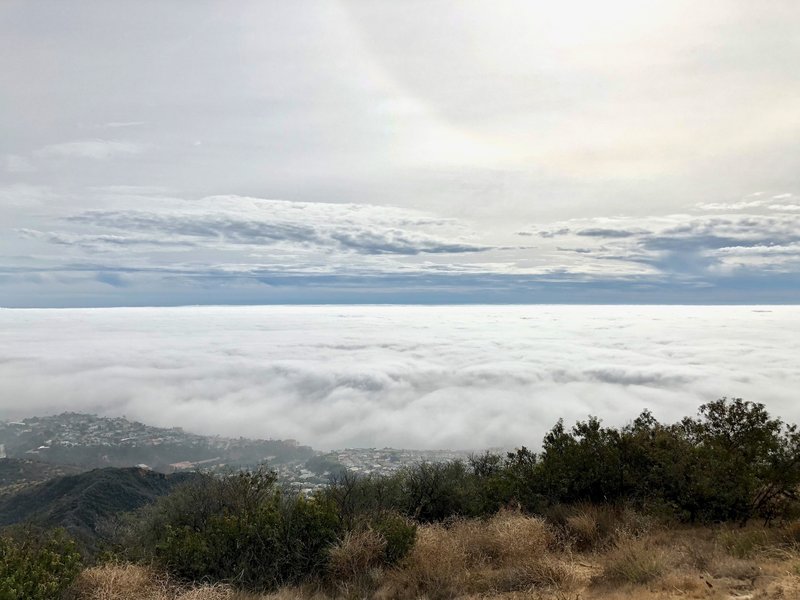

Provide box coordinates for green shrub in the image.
[370,511,417,565]
[324,399,800,527]
[123,468,340,591]
[0,528,82,600]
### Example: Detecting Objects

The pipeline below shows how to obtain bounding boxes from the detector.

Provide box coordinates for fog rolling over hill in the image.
[1,305,799,450]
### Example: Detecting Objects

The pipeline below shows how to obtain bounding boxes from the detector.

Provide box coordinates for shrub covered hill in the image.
[0,466,201,552]
[0,457,83,496]
[0,412,313,472]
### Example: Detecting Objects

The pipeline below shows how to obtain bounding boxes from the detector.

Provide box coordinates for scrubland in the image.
[8,398,800,600]
[71,507,800,600]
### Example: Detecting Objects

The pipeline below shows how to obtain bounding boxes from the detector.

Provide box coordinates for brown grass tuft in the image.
[69,563,172,600]
[600,535,671,585]
[778,519,800,547]
[560,504,652,552]
[718,527,771,559]
[327,528,387,581]
[69,563,241,600]
[381,510,577,598]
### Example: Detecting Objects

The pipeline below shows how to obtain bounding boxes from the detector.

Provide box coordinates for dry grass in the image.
[557,504,653,552]
[69,563,239,600]
[599,535,672,585]
[71,518,800,600]
[327,528,387,581]
[70,564,173,600]
[718,526,772,559]
[379,509,578,599]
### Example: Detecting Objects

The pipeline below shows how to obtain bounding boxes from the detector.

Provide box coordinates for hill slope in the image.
[0,466,201,550]
[0,457,84,495]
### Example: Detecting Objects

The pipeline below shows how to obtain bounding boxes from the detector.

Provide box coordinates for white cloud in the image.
[0,306,798,450]
[104,121,146,129]
[2,154,36,173]
[696,201,765,211]
[35,139,145,160]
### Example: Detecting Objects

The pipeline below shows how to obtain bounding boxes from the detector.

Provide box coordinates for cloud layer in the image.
[1,306,798,450]
[1,2,800,304]
[1,185,798,306]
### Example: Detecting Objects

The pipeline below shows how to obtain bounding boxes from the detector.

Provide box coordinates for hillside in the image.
[0,457,84,496]
[0,466,201,551]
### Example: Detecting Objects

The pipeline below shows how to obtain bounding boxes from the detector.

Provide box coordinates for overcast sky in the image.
[2,0,799,306]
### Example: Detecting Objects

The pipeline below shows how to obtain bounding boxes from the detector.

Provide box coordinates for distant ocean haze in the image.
[0,305,798,450]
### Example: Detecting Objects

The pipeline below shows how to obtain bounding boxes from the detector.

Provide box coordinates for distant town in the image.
[0,413,472,495]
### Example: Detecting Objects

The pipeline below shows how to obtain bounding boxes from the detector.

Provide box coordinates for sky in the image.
[2,305,798,449]
[1,0,800,306]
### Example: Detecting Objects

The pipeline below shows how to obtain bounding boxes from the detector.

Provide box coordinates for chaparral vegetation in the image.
[5,398,800,599]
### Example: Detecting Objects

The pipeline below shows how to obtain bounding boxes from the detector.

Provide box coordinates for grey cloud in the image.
[584,368,694,387]
[576,228,645,238]
[527,212,800,277]
[2,2,800,305]
[68,211,321,246]
[94,272,129,287]
[328,230,487,255]
[537,228,571,238]
[17,228,197,250]
[557,247,594,254]
[64,206,489,256]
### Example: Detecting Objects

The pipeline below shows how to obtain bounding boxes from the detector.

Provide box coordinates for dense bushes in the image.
[325,398,800,526]
[0,527,82,600]
[120,468,340,591]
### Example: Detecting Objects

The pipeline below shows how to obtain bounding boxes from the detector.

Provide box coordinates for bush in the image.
[0,527,82,600]
[325,399,800,527]
[325,511,416,593]
[370,511,416,565]
[122,468,340,591]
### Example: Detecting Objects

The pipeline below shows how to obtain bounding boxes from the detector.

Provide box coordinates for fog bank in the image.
[1,305,798,450]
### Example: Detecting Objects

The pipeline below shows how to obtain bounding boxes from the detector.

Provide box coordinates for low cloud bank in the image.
[1,306,798,450]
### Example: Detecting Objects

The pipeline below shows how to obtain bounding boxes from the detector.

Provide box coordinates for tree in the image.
[684,398,800,523]
[123,467,340,591]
